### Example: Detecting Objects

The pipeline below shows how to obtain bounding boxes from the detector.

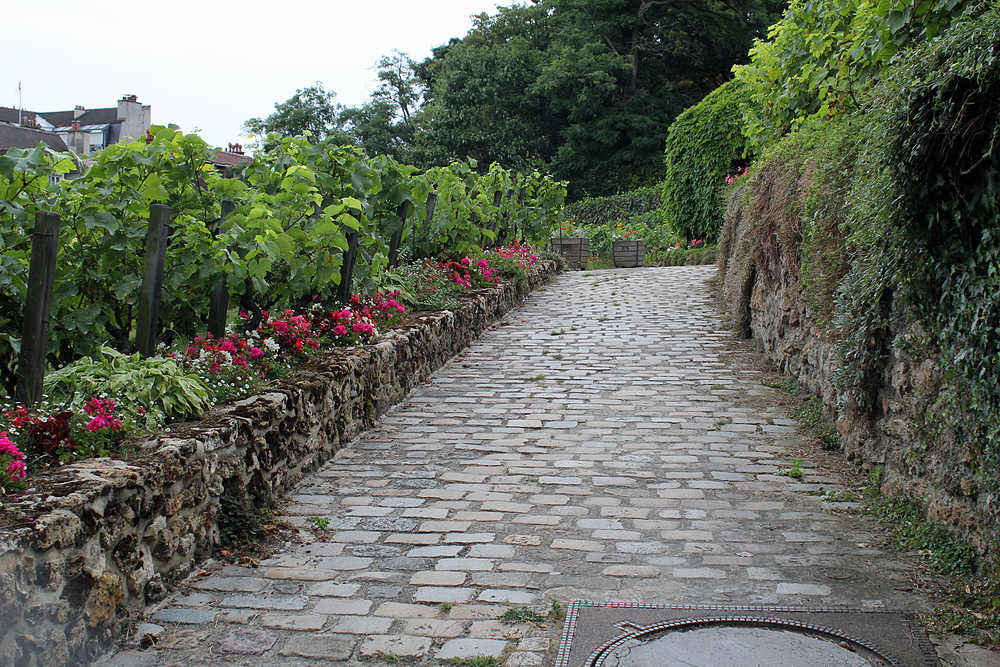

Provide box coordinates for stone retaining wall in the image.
[718,199,992,556]
[0,260,559,667]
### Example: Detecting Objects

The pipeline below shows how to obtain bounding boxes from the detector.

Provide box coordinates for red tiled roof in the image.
[210,150,253,167]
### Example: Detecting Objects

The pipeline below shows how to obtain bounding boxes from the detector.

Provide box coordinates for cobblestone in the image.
[104,267,954,667]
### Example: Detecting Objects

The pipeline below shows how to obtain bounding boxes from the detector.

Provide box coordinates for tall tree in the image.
[334,52,423,161]
[412,3,565,171]
[537,0,784,196]
[243,83,351,149]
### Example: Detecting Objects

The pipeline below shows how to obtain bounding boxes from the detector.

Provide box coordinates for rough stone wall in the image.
[0,261,558,667]
[717,201,991,555]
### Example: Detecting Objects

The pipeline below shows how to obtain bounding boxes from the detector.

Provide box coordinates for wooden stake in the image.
[15,211,60,408]
[135,204,171,357]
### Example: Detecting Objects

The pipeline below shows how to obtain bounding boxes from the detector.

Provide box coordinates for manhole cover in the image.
[555,603,939,667]
[592,620,887,667]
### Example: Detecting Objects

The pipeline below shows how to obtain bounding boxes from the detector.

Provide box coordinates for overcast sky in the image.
[3,0,503,150]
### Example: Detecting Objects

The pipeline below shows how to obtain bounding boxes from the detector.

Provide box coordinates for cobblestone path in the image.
[102,266,935,667]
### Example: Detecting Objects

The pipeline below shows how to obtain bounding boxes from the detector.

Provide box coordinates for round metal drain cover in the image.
[590,619,897,667]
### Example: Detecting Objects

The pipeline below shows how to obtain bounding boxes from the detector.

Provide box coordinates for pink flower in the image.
[333,324,348,336]
[461,257,470,265]
[0,432,27,482]
[250,346,265,359]
[7,460,25,481]
[352,322,375,335]
[478,259,489,270]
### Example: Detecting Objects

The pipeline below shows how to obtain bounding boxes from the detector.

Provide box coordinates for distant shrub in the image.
[562,187,662,228]
[662,79,750,243]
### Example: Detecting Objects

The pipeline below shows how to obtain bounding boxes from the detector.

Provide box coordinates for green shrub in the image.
[662,79,750,243]
[562,187,663,228]
[43,346,212,429]
[732,0,968,152]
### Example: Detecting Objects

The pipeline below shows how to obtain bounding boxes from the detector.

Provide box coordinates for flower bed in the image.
[0,256,559,667]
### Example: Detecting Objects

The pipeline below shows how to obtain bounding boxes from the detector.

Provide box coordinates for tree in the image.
[336,99,415,160]
[411,3,565,171]
[243,83,351,149]
[407,0,784,198]
[372,50,423,124]
[537,0,784,197]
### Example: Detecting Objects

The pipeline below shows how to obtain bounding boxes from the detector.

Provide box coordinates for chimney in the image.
[20,113,36,128]
[118,94,139,121]
[71,120,81,131]
[73,105,86,119]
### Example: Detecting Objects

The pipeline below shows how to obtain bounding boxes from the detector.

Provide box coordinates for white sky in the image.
[3,0,503,149]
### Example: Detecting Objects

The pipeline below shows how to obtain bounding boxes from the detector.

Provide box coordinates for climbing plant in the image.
[662,79,751,242]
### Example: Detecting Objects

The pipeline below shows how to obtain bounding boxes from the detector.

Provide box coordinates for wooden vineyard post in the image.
[489,191,502,247]
[207,200,235,338]
[338,216,361,304]
[15,211,61,408]
[415,192,437,259]
[135,204,171,357]
[208,200,235,339]
[387,200,409,268]
[514,187,526,243]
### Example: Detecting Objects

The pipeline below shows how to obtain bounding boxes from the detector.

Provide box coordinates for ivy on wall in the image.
[662,79,751,243]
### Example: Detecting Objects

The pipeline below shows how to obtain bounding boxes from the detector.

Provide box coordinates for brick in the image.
[192,577,269,592]
[259,614,326,631]
[437,638,508,659]
[152,608,218,624]
[261,568,339,581]
[410,571,467,586]
[468,544,515,558]
[403,619,466,638]
[307,582,361,597]
[499,562,554,573]
[316,556,373,570]
[435,558,494,571]
[419,520,473,533]
[313,599,373,615]
[513,515,561,526]
[443,532,496,543]
[218,595,308,610]
[671,568,728,579]
[601,565,661,578]
[278,635,356,660]
[374,602,439,618]
[448,604,505,619]
[332,616,394,634]
[477,589,537,604]
[216,629,278,655]
[551,539,604,552]
[385,533,440,545]
[360,635,432,658]
[414,586,476,603]
[468,620,529,640]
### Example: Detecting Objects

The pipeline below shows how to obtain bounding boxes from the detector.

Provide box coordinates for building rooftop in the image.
[0,124,69,152]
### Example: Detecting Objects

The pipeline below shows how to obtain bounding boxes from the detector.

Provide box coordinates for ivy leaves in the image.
[735,0,970,151]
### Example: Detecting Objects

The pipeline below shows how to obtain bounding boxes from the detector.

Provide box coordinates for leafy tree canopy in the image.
[243,83,352,150]
[247,0,785,198]
[734,0,970,151]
